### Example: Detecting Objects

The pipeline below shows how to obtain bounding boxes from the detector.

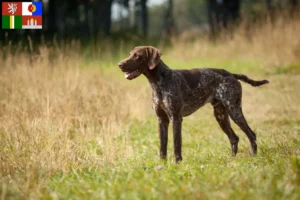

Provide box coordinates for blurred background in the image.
[1,0,299,42]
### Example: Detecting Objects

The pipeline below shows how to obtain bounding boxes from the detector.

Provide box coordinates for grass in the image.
[1,17,300,199]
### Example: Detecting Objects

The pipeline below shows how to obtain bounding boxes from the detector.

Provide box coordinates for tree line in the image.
[0,0,299,41]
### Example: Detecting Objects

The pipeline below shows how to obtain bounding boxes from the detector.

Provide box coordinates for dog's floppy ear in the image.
[147,47,162,70]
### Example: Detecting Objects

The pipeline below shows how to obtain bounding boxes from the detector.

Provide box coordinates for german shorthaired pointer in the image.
[118,46,269,163]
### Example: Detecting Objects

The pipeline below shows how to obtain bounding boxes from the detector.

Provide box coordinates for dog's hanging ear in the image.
[147,47,162,70]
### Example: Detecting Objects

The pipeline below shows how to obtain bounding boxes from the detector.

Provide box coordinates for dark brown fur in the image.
[118,46,269,163]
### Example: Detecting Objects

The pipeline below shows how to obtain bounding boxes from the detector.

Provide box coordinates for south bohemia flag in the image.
[2,2,42,29]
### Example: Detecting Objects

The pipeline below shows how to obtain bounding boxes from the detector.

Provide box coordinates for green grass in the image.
[45,117,300,200]
[3,100,299,199]
[48,57,300,199]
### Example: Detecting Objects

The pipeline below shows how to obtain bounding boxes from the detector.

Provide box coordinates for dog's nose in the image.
[118,62,123,68]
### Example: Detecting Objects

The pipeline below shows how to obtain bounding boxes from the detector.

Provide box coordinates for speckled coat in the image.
[118,46,269,163]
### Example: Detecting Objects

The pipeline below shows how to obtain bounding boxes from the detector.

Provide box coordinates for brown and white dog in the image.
[118,46,269,163]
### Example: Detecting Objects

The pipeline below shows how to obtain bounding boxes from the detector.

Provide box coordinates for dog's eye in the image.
[134,54,140,60]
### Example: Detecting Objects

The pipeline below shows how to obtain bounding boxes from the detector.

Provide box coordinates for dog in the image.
[118,46,269,163]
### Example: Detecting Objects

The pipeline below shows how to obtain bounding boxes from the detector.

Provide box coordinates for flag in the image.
[2,2,42,29]
[22,2,42,16]
[22,16,42,29]
[2,2,22,15]
[2,15,22,29]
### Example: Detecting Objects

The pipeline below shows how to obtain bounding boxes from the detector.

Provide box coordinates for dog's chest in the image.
[152,89,173,113]
[181,85,213,116]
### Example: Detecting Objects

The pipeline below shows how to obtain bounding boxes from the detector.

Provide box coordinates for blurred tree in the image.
[4,0,299,42]
[266,0,272,10]
[185,0,207,25]
[172,0,207,37]
[289,0,299,6]
[208,0,224,38]
[131,0,149,37]
[114,0,149,36]
[140,0,148,37]
[265,0,299,17]
[133,0,140,32]
[114,0,129,31]
[94,0,114,36]
[289,0,299,14]
[208,0,240,39]
[225,0,241,27]
[47,0,58,34]
[165,0,175,36]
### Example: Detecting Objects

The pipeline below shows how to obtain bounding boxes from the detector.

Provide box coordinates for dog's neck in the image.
[143,60,172,89]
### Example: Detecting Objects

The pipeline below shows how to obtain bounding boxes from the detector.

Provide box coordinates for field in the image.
[1,18,300,199]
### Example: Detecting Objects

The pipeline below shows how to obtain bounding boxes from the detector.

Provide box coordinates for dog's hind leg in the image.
[227,105,257,154]
[212,101,239,156]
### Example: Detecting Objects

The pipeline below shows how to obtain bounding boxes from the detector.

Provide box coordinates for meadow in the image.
[0,17,300,199]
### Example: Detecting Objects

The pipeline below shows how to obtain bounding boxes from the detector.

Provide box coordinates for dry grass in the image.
[0,16,300,199]
[170,15,300,69]
[0,49,151,197]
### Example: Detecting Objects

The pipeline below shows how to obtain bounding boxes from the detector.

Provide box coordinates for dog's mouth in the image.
[124,69,142,80]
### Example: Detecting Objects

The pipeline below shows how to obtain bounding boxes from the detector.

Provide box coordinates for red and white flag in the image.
[22,16,42,29]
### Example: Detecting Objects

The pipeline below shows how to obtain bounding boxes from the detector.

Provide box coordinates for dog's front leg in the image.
[172,115,183,163]
[158,117,169,160]
[154,105,170,160]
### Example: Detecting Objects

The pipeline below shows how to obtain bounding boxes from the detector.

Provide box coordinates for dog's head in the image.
[118,46,162,80]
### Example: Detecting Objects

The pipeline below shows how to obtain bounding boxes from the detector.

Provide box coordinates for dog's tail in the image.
[233,74,269,87]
